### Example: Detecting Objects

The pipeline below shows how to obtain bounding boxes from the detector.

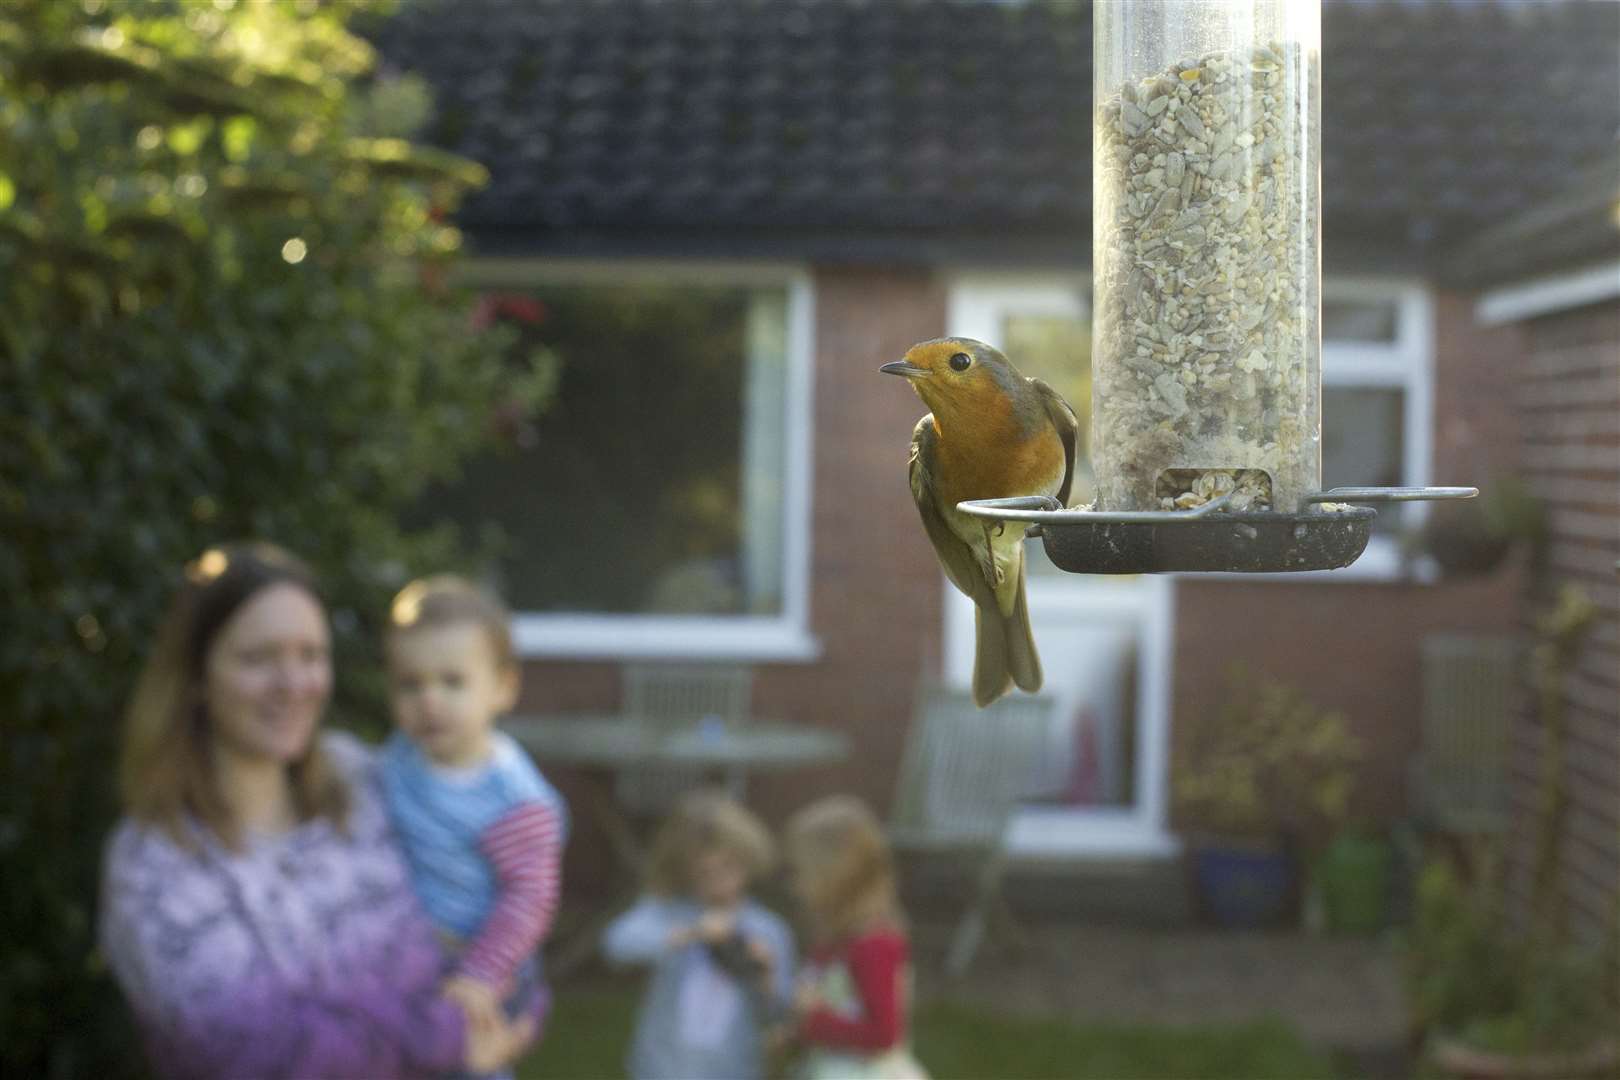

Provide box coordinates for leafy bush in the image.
[1414,474,1547,579]
[1404,588,1612,1057]
[0,1,541,1073]
[1406,852,1521,1036]
[1407,850,1608,1055]
[1173,663,1362,847]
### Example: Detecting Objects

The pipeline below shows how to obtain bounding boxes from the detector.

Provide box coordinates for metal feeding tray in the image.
[957,487,1478,575]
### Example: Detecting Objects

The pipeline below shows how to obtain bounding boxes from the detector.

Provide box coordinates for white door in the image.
[946,277,1178,858]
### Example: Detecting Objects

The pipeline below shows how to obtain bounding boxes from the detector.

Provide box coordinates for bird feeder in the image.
[958,0,1473,573]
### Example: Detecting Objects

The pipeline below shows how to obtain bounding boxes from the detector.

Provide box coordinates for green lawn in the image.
[519,989,1337,1080]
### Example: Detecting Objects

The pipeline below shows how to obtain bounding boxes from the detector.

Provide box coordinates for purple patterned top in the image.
[98,732,467,1079]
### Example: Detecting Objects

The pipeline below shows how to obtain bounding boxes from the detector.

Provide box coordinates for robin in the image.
[882,337,1078,707]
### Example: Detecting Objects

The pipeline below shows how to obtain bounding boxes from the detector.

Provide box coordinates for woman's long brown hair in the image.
[120,542,348,850]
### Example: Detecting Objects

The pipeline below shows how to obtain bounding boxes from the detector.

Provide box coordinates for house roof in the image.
[1441,147,1620,287]
[370,0,1620,268]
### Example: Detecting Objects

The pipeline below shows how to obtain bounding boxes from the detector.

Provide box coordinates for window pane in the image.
[1022,633,1138,810]
[418,282,791,616]
[1322,386,1405,532]
[1322,298,1397,343]
[1001,312,1093,576]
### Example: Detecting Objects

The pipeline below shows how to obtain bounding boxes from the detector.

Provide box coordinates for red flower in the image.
[496,296,546,324]
[471,293,547,330]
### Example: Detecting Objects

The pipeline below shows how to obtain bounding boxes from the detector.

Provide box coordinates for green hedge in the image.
[0,2,540,1072]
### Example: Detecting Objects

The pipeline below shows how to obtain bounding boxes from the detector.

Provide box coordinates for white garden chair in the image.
[889,685,1057,976]
[615,662,755,812]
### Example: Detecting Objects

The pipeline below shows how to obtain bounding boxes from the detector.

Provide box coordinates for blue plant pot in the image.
[1193,843,1295,929]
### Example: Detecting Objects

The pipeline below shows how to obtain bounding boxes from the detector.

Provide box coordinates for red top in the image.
[800,929,910,1052]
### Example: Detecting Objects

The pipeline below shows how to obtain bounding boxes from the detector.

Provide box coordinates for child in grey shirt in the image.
[602,790,795,1080]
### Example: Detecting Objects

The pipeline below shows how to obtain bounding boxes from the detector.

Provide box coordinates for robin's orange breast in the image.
[931,416,1067,509]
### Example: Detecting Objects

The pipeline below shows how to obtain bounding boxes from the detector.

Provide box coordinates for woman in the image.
[98,542,534,1079]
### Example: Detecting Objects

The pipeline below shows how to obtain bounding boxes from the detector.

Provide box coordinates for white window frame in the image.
[958,274,1436,588]
[1201,275,1436,582]
[947,274,1180,860]
[455,258,821,662]
[1311,275,1435,580]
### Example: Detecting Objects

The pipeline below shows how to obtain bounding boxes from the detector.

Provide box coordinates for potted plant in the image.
[1312,825,1394,934]
[1174,664,1362,929]
[1410,853,1615,1078]
[1406,586,1618,1077]
[1413,476,1546,579]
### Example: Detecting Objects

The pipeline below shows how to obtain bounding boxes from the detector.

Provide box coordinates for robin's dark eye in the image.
[949,352,972,372]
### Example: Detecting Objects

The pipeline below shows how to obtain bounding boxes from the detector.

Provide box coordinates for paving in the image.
[910,919,1408,1055]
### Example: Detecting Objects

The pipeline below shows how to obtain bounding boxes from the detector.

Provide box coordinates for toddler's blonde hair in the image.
[646,788,775,897]
[387,573,515,670]
[785,794,903,943]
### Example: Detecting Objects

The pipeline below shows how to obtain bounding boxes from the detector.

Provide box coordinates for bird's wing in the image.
[909,415,998,607]
[1031,378,1081,508]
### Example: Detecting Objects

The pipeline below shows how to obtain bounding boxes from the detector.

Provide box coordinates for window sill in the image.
[1006,808,1183,860]
[512,615,823,663]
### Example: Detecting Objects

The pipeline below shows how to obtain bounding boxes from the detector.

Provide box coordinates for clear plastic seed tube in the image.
[1092,0,1321,514]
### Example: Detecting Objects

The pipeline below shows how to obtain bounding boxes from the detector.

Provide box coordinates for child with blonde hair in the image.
[602,788,796,1080]
[378,574,568,1080]
[781,795,927,1080]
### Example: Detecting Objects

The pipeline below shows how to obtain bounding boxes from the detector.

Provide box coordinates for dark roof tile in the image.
[370,0,1619,262]
[1442,147,1620,285]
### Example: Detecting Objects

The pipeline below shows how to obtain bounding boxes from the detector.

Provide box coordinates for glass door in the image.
[946,277,1178,857]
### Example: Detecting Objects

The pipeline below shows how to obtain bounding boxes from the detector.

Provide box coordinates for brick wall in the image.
[1507,298,1620,949]
[1170,289,1527,831]
[1171,572,1525,831]
[1431,289,1529,485]
[514,266,947,892]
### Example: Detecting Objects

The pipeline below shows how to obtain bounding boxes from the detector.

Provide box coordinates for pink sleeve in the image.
[800,932,908,1052]
[457,801,564,987]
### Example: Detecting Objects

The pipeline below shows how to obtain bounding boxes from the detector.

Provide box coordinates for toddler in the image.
[781,795,927,1080]
[378,575,568,1078]
[602,789,795,1080]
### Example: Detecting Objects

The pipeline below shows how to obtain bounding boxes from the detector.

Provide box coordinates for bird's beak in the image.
[880,361,929,379]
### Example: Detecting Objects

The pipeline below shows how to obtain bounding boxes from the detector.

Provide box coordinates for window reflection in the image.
[1322,299,1398,344]
[415,282,792,616]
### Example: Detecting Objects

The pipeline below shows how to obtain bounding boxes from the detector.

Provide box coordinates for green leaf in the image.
[344,136,489,189]
[222,115,257,162]
[0,1,530,1074]
[165,117,211,156]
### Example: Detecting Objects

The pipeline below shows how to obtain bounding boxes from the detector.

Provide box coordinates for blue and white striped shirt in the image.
[378,730,569,941]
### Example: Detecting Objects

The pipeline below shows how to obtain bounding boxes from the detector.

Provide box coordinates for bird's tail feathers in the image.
[971,604,1015,708]
[1004,564,1043,693]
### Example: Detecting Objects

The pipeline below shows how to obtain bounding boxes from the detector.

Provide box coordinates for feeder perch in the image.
[958,0,1475,574]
